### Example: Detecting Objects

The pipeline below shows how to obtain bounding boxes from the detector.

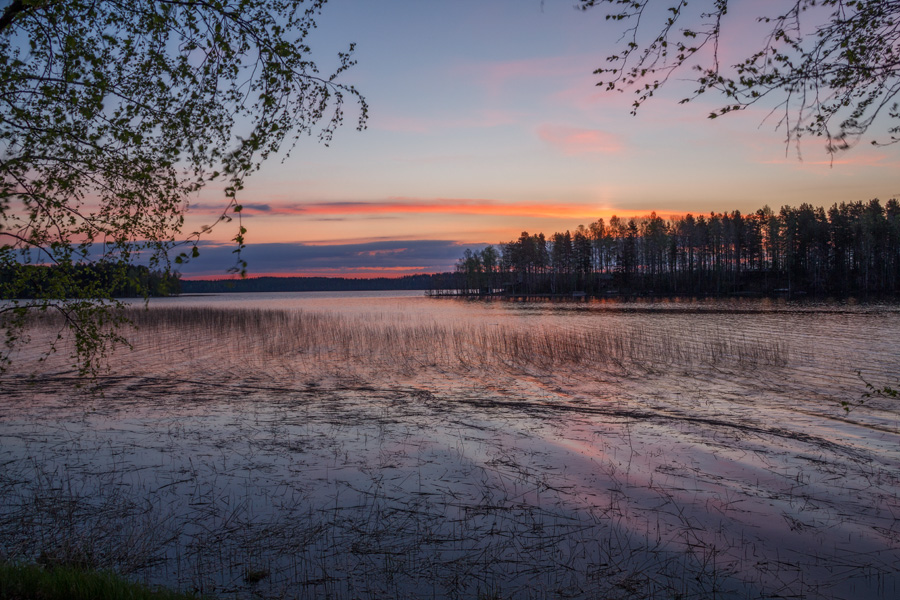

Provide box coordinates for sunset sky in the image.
[180,0,900,278]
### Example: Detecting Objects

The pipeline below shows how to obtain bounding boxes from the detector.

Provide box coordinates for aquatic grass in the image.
[108,306,790,382]
[5,305,791,383]
[0,406,675,599]
[3,302,897,599]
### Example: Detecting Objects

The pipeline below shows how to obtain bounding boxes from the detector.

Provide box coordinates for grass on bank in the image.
[0,562,504,600]
[0,562,203,600]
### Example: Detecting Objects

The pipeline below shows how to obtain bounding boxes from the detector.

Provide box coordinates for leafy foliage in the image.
[0,0,365,375]
[845,370,900,412]
[580,0,900,154]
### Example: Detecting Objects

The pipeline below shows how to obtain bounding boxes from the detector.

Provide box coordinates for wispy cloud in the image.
[538,124,624,156]
[188,198,606,220]
[188,202,273,214]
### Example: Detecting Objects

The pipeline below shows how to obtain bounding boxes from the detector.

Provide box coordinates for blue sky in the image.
[178,0,900,278]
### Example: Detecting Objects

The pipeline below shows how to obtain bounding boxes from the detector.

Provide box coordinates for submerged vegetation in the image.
[2,299,899,599]
[445,199,900,297]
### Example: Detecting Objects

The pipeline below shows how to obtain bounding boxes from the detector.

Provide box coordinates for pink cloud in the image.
[537,124,624,155]
[295,198,603,219]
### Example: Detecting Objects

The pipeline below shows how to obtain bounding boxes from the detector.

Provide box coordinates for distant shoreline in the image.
[179,273,447,294]
[177,274,900,300]
[426,290,900,302]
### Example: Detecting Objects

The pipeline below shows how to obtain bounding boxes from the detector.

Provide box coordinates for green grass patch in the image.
[0,562,203,600]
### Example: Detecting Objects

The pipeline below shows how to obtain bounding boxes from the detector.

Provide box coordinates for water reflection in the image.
[2,292,899,599]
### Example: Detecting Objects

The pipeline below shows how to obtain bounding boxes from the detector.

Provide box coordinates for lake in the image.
[1,292,899,599]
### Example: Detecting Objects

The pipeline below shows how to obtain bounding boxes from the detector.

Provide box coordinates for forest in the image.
[439,199,900,297]
[0,263,180,299]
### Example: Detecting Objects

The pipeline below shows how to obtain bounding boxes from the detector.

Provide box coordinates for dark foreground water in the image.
[1,293,898,599]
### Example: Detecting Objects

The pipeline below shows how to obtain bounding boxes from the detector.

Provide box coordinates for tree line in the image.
[181,274,441,294]
[440,200,900,297]
[1,263,180,300]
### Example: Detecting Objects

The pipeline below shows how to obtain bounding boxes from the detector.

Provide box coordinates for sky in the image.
[178,0,900,279]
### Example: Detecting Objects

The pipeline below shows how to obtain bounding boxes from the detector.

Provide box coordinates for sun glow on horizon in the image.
[173,0,898,277]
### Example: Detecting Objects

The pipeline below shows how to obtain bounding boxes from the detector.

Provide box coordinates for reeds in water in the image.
[3,305,898,600]
[112,306,789,381]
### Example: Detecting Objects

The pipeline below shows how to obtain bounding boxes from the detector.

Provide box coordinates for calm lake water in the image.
[140,290,900,384]
[2,292,899,599]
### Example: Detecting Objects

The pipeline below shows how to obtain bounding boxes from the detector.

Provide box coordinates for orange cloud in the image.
[191,198,609,220]
[538,125,624,155]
